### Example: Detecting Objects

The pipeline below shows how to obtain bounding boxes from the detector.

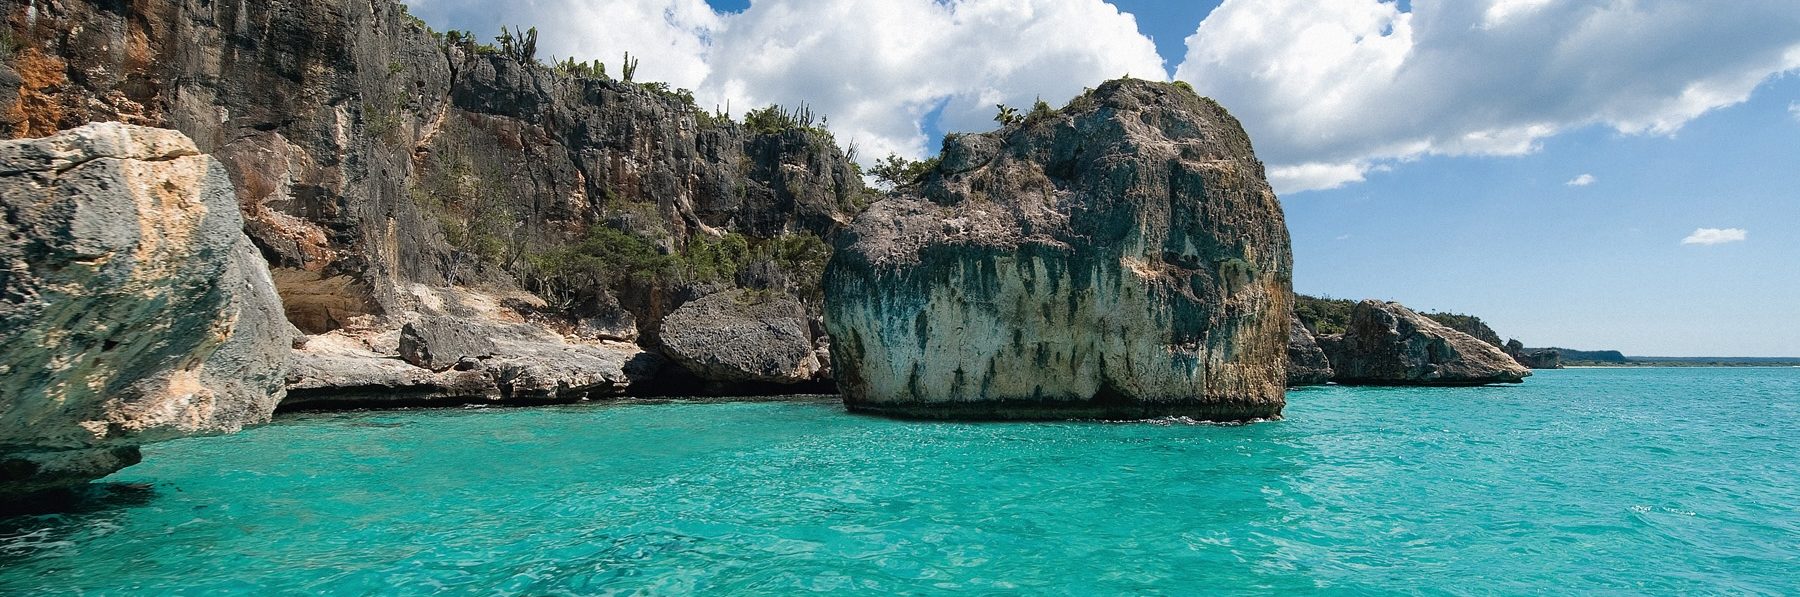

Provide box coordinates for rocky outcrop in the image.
[1319,301,1530,386]
[1287,317,1334,386]
[658,290,824,387]
[1425,313,1506,349]
[281,289,662,410]
[5,0,864,401]
[0,124,294,500]
[825,80,1292,420]
[1505,340,1564,369]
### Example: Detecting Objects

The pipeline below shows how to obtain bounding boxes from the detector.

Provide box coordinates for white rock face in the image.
[0,123,296,500]
[825,81,1293,421]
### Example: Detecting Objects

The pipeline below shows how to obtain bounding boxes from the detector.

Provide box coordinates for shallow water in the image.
[3,368,1797,594]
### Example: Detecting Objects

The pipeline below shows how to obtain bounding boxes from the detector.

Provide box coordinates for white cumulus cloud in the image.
[1175,0,1800,194]
[403,0,1166,166]
[401,0,722,90]
[1566,174,1596,186]
[1790,101,1800,122]
[1681,228,1748,246]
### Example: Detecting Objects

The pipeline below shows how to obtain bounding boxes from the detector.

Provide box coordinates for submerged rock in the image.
[824,79,1293,420]
[1319,301,1531,386]
[1287,317,1334,387]
[658,289,823,385]
[0,124,295,500]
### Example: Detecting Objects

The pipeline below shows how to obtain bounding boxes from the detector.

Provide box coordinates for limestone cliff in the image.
[825,80,1293,420]
[2,0,866,396]
[1287,317,1334,387]
[0,124,293,501]
[1319,301,1531,386]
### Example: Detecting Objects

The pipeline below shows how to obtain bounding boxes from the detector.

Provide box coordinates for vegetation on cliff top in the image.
[1295,294,1503,344]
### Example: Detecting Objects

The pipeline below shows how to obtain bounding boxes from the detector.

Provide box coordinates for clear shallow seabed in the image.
[2,368,1796,594]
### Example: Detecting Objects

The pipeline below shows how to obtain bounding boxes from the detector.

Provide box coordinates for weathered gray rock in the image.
[1287,317,1334,387]
[659,289,822,385]
[284,325,660,409]
[1506,340,1564,369]
[0,123,294,500]
[1320,300,1531,386]
[1425,313,1507,349]
[399,316,499,372]
[825,80,1293,420]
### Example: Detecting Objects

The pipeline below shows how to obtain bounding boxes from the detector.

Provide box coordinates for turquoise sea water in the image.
[2,368,1797,594]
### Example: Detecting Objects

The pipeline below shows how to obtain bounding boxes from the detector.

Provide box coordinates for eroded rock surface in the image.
[282,291,661,410]
[1319,300,1531,386]
[1287,317,1334,387]
[0,123,294,500]
[825,80,1293,420]
[658,290,823,386]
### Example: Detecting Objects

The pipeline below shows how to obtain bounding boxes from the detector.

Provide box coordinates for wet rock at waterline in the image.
[824,79,1293,421]
[0,124,295,500]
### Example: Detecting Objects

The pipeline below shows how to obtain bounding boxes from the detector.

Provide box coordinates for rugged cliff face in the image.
[825,79,1293,420]
[1287,317,1334,387]
[3,0,866,396]
[0,123,293,501]
[1320,301,1530,386]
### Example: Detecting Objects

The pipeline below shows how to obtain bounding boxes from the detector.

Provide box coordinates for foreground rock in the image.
[1287,317,1335,386]
[0,124,294,501]
[658,290,824,386]
[825,80,1293,420]
[1319,301,1530,386]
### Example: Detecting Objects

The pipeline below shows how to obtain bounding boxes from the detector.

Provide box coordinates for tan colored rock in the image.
[0,123,295,500]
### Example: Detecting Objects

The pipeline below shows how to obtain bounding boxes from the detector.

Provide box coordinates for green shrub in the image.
[744,103,827,136]
[1025,98,1056,125]
[869,153,940,188]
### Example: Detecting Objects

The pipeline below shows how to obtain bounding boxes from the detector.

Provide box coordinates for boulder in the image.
[658,289,823,385]
[824,80,1293,420]
[0,123,295,500]
[399,316,499,372]
[1287,317,1334,387]
[1319,300,1531,386]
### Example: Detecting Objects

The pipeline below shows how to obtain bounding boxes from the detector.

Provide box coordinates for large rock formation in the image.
[1287,317,1334,386]
[1319,301,1530,386]
[658,290,824,387]
[4,0,864,399]
[0,124,293,500]
[825,80,1293,420]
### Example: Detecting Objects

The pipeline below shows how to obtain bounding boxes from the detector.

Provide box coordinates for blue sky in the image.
[403,0,1800,356]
